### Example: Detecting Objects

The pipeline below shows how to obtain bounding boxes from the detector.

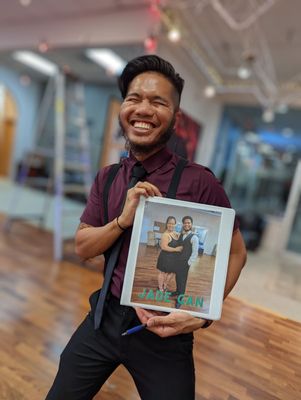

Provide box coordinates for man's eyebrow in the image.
[126,91,140,97]
[125,92,169,103]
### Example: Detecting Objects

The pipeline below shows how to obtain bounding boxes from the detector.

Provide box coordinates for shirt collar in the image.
[129,146,173,175]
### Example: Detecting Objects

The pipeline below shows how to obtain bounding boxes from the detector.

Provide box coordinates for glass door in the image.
[282,160,301,263]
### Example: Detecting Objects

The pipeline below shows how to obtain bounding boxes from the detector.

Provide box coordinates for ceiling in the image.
[0,0,301,110]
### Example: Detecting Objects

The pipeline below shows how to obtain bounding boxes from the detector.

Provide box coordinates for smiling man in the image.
[46,55,247,400]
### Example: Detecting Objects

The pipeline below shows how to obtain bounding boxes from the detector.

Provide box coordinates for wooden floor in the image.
[1,216,301,400]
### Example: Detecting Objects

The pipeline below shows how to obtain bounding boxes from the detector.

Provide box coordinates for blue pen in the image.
[121,323,147,336]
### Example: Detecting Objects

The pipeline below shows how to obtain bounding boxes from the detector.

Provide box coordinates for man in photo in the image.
[172,216,199,308]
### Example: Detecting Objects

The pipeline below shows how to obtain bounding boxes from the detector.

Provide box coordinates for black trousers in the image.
[175,264,190,295]
[45,291,195,400]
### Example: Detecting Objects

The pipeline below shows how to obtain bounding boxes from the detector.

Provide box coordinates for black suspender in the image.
[166,158,188,199]
[103,163,121,225]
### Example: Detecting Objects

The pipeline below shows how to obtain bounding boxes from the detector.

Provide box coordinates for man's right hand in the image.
[118,181,162,229]
[174,246,183,252]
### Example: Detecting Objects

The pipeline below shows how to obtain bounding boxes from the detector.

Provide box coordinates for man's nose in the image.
[135,99,154,115]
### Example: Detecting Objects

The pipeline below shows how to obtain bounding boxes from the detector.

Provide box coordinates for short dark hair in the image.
[182,216,193,224]
[118,55,184,104]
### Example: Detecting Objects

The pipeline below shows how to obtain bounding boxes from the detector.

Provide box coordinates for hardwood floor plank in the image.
[0,215,301,400]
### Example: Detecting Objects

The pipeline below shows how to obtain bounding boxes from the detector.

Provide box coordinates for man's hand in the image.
[118,182,162,229]
[135,307,207,337]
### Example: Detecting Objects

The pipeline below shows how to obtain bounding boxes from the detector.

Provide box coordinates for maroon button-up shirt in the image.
[80,147,238,298]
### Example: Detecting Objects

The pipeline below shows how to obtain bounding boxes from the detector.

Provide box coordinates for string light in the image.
[144,35,157,54]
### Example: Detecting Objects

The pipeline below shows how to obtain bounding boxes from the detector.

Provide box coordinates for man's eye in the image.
[126,97,139,102]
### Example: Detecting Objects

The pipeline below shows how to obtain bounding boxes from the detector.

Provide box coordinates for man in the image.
[172,216,199,308]
[46,55,247,400]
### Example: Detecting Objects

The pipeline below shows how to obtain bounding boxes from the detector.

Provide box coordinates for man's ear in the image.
[174,109,182,128]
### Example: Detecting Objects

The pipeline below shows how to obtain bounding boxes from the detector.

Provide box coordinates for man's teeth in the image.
[134,121,152,129]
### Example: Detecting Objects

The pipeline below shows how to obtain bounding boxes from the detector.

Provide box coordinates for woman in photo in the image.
[156,216,183,292]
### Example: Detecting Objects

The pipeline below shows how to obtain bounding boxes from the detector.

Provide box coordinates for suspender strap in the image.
[103,163,121,225]
[166,158,188,199]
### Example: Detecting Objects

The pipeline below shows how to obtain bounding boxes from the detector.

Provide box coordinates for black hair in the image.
[118,55,184,104]
[182,216,193,224]
[165,216,177,229]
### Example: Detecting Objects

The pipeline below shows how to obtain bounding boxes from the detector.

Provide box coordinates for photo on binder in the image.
[121,196,235,320]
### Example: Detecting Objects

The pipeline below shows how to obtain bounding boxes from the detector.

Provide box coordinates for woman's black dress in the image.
[156,236,179,273]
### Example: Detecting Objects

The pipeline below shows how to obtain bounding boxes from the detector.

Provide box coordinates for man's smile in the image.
[130,119,156,129]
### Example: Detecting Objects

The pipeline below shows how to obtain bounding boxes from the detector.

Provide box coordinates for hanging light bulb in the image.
[237,65,251,80]
[238,51,255,80]
[204,85,216,98]
[168,28,181,43]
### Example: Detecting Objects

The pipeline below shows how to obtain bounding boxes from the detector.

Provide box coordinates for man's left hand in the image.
[135,307,207,337]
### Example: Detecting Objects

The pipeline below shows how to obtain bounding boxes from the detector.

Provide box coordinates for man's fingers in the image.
[134,182,162,197]
[147,314,176,328]
[135,307,165,325]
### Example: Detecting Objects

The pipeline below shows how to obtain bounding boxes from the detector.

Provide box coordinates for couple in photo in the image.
[156,215,199,306]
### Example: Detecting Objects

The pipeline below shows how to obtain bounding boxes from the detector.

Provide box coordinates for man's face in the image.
[119,71,179,154]
[183,219,192,232]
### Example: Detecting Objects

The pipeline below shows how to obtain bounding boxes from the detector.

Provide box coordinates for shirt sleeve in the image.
[80,168,108,227]
[188,234,199,265]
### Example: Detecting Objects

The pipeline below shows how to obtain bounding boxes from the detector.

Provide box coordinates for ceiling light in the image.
[168,28,181,43]
[19,0,32,6]
[204,85,216,98]
[237,66,251,80]
[276,103,288,114]
[262,109,274,123]
[86,49,126,76]
[13,51,58,76]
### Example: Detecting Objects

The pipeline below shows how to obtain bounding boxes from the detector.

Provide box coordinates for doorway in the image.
[0,84,17,176]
